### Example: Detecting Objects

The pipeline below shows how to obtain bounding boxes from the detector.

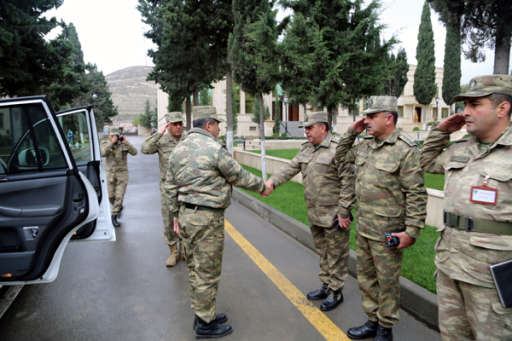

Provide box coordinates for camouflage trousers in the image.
[179,204,225,323]
[356,233,402,328]
[437,270,512,341]
[310,225,350,291]
[159,183,179,246]
[107,170,128,215]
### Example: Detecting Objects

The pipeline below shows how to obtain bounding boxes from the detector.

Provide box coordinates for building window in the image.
[397,106,404,117]
[442,108,449,118]
[249,126,256,131]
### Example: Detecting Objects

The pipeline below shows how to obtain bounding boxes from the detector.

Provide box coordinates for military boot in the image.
[374,325,393,341]
[165,244,177,267]
[193,313,228,331]
[347,321,378,339]
[306,282,329,300]
[111,215,120,228]
[195,315,233,339]
[320,289,343,311]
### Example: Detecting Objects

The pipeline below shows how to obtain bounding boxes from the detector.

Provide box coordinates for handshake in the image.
[261,180,275,198]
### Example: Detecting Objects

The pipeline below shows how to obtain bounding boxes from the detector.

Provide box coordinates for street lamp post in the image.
[283,96,288,136]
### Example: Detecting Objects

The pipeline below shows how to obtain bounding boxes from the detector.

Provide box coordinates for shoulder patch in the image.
[398,134,416,147]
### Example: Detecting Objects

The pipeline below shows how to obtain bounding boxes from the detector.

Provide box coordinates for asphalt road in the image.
[0,136,440,341]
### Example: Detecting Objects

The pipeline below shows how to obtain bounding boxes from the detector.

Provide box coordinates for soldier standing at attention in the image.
[420,75,512,341]
[266,112,353,311]
[165,106,273,339]
[141,112,185,267]
[336,96,427,341]
[100,127,138,227]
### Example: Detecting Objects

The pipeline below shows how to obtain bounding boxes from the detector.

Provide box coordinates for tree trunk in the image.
[185,96,192,130]
[226,73,234,155]
[327,109,333,129]
[193,91,199,106]
[258,93,267,181]
[493,29,511,74]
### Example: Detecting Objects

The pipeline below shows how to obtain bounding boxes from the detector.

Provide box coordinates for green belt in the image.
[443,211,512,235]
[182,202,225,212]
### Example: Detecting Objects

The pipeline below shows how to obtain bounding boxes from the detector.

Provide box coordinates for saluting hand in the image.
[437,113,466,133]
[351,118,368,133]
[160,123,170,135]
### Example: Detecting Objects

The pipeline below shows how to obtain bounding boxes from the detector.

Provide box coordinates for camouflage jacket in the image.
[141,132,184,181]
[269,133,355,227]
[100,138,137,172]
[336,128,427,241]
[165,128,265,216]
[421,126,512,288]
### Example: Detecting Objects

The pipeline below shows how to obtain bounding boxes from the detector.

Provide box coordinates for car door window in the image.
[57,111,92,164]
[0,104,67,175]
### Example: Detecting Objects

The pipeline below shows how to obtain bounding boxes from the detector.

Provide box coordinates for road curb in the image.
[232,188,439,330]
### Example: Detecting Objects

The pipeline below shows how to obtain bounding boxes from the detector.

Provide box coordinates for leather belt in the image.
[182,202,224,212]
[443,211,512,235]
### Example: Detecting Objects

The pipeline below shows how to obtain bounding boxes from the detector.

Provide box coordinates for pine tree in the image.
[442,23,461,110]
[414,1,437,118]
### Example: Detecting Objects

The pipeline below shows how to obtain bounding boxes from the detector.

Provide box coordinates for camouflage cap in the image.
[165,111,183,123]
[453,74,512,101]
[192,106,224,122]
[299,112,328,128]
[109,126,120,135]
[362,96,398,115]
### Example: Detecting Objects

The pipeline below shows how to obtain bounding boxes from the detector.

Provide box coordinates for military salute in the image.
[420,75,512,341]
[267,112,353,311]
[336,96,427,341]
[100,127,138,227]
[141,112,185,267]
[165,106,273,339]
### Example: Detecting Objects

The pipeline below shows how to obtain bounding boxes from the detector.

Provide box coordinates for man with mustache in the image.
[336,96,427,341]
[421,74,512,341]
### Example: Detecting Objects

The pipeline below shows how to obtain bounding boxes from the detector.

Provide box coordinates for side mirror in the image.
[18,147,50,167]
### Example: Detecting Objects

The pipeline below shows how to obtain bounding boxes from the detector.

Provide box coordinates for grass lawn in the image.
[240,164,438,293]
[248,148,445,190]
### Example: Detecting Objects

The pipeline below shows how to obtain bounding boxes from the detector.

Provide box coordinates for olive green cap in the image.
[454,74,512,101]
[362,96,398,115]
[192,106,224,122]
[299,112,328,128]
[165,111,183,123]
[109,127,120,135]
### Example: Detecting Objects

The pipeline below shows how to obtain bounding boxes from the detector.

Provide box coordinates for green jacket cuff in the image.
[405,226,420,239]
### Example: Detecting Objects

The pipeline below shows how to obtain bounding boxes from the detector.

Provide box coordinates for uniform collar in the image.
[370,128,400,149]
[493,125,512,146]
[305,132,333,149]
[189,127,217,141]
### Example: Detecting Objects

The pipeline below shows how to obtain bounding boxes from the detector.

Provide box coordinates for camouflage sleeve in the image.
[217,147,265,193]
[420,127,450,174]
[125,141,138,155]
[164,159,179,217]
[400,147,427,239]
[337,148,356,217]
[100,139,114,157]
[268,153,301,188]
[335,128,359,163]
[141,133,162,154]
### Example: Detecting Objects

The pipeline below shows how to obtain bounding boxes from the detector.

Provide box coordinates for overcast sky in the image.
[46,0,497,84]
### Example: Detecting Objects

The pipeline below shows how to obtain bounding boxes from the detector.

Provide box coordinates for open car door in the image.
[56,106,115,240]
[0,96,114,285]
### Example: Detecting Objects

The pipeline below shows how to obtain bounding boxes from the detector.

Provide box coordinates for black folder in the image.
[490,259,512,308]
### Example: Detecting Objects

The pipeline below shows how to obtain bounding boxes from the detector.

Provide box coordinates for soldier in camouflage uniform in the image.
[141,112,185,267]
[165,106,273,339]
[336,96,427,341]
[420,75,512,341]
[100,127,138,227]
[267,112,353,311]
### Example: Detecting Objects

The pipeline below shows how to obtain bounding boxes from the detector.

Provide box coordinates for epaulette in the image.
[397,134,416,147]
[452,137,470,144]
[331,135,340,144]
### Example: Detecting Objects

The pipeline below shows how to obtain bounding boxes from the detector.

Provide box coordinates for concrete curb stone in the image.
[232,188,439,331]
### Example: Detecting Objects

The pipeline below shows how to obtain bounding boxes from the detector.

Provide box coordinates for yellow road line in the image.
[225,220,350,341]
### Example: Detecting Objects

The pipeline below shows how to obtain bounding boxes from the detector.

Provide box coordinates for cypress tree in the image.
[442,22,461,111]
[413,1,437,118]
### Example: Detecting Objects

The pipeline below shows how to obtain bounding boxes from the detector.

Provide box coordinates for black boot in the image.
[320,289,343,311]
[195,315,233,339]
[306,282,329,300]
[111,215,120,228]
[374,325,393,341]
[193,313,228,331]
[347,321,378,340]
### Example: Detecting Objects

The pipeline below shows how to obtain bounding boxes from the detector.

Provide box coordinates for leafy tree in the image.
[442,24,461,111]
[378,49,409,97]
[414,1,437,118]
[230,0,281,179]
[280,0,395,125]
[199,87,212,106]
[138,99,157,129]
[429,0,512,74]
[273,95,281,135]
